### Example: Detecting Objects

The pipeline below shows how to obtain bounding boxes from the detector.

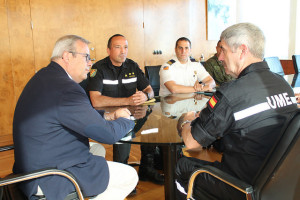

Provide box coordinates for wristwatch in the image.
[180,120,191,128]
[144,92,150,100]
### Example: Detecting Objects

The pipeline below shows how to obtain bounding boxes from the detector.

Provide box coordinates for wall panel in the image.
[0,0,14,137]
[143,0,191,66]
[30,0,96,70]
[91,0,144,69]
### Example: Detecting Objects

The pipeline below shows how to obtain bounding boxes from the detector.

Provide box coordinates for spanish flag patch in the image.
[90,69,97,77]
[208,95,218,109]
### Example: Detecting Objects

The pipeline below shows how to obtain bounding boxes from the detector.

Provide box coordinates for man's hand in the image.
[184,111,198,121]
[128,106,148,119]
[194,81,205,92]
[130,91,148,105]
[114,108,131,119]
[295,93,300,104]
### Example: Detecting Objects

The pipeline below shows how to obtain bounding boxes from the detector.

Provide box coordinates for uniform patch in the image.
[190,57,199,62]
[208,95,218,109]
[90,69,97,77]
[163,66,169,70]
[167,59,176,65]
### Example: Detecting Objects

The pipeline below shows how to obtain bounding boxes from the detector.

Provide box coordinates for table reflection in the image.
[160,93,210,120]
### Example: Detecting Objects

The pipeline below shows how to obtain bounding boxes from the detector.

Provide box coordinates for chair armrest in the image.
[0,168,84,200]
[0,145,14,152]
[187,165,254,200]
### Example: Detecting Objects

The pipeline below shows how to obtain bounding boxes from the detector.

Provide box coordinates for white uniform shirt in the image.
[159,57,210,96]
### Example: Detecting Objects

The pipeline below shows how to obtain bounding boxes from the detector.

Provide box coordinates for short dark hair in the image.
[175,37,191,48]
[107,34,125,49]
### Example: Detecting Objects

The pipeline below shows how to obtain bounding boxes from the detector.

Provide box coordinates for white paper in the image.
[141,128,158,134]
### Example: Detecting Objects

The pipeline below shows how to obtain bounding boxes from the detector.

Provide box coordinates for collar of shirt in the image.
[173,56,193,65]
[106,56,128,70]
[238,61,269,78]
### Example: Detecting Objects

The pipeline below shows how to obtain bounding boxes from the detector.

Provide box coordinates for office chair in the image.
[144,65,161,96]
[187,110,300,200]
[292,55,300,74]
[264,57,285,76]
[0,146,84,200]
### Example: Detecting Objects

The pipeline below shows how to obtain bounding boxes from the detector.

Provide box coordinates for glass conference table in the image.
[96,93,210,200]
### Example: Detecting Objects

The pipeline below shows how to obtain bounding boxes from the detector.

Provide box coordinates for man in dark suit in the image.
[13,35,138,200]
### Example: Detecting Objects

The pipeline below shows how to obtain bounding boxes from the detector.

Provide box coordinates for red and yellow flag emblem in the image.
[209,95,218,109]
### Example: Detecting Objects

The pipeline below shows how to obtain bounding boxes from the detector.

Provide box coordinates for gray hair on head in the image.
[220,23,265,59]
[51,35,90,61]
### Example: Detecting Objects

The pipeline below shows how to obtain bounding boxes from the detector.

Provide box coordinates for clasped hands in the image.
[104,108,131,120]
[129,91,148,105]
[194,81,212,92]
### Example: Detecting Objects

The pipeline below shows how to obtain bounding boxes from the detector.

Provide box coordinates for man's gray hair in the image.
[51,35,90,61]
[220,23,265,59]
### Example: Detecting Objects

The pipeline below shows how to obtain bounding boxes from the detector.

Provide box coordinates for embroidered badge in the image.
[167,59,175,65]
[90,69,97,77]
[208,95,218,109]
[163,66,169,70]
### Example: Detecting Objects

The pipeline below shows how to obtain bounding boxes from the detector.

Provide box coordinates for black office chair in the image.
[144,65,161,96]
[187,110,300,200]
[0,146,84,200]
[264,57,285,76]
[292,55,300,74]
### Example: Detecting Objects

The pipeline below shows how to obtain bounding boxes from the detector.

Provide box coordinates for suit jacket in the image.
[13,61,135,200]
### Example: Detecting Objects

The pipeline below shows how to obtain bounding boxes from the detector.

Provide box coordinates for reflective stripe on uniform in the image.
[103,79,118,85]
[234,102,270,121]
[122,77,137,84]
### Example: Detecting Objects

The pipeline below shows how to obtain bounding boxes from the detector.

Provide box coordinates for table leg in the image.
[162,145,178,200]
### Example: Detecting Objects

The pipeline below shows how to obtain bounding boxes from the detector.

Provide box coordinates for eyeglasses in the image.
[69,52,91,62]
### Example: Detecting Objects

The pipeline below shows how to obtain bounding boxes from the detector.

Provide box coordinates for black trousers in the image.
[175,157,245,200]
[113,143,131,164]
[113,143,163,167]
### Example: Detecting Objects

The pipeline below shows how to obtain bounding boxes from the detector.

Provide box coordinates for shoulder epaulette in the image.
[167,59,176,65]
[190,57,199,62]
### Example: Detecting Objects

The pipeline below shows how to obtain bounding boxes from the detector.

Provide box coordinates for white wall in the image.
[295,0,300,54]
[237,0,298,59]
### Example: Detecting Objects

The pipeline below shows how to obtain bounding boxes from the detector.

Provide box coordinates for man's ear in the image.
[107,48,110,55]
[240,44,248,59]
[62,51,70,64]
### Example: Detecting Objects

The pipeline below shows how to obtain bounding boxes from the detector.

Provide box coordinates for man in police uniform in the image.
[204,40,235,85]
[159,37,215,96]
[87,34,153,107]
[87,34,164,185]
[175,23,298,199]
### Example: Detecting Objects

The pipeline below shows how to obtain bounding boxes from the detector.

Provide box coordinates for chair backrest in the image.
[292,55,300,74]
[253,110,300,200]
[264,57,285,76]
[144,65,161,96]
